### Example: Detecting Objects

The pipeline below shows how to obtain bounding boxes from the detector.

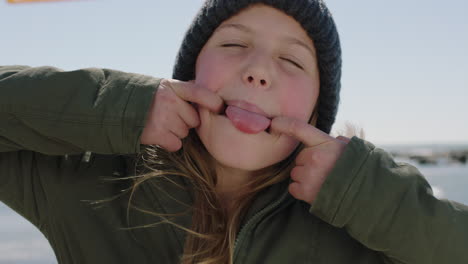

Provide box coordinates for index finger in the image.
[269,116,332,147]
[168,79,224,113]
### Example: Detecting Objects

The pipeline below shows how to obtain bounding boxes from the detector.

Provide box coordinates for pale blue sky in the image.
[1,0,467,145]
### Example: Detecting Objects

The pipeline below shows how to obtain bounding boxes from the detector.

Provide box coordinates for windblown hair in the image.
[131,129,300,264]
[124,110,362,264]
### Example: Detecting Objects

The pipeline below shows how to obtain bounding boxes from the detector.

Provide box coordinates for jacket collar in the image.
[240,178,291,227]
[122,155,292,250]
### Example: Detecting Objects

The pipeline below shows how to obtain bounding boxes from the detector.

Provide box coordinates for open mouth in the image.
[219,102,228,116]
[218,102,272,134]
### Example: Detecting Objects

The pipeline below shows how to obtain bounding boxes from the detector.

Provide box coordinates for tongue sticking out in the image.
[225,105,271,134]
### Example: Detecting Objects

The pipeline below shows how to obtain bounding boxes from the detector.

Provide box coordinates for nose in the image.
[242,54,272,90]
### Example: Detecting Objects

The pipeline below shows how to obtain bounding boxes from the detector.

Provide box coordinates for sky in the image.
[1,0,467,145]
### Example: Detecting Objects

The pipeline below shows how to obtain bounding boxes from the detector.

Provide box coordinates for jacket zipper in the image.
[232,189,291,263]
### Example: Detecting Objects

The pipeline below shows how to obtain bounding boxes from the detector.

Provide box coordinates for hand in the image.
[270,117,351,205]
[141,79,223,152]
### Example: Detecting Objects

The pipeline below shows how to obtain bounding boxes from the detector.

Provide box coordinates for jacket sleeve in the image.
[0,65,160,155]
[310,136,468,264]
[0,65,159,229]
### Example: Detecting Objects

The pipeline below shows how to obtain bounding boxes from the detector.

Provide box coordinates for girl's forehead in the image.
[213,4,315,48]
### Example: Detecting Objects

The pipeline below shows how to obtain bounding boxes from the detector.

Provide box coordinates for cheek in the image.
[278,78,318,121]
[195,51,232,93]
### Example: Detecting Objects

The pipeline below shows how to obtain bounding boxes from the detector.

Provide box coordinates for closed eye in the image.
[221,43,246,48]
[281,57,304,70]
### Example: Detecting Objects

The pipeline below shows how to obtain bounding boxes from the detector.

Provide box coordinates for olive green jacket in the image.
[1,66,467,264]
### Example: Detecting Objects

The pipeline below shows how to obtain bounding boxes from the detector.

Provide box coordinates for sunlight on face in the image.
[194,4,320,173]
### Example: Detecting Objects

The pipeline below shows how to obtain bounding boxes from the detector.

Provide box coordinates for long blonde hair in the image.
[123,111,362,264]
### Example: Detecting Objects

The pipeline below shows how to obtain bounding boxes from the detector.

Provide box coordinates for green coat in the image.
[1,65,467,264]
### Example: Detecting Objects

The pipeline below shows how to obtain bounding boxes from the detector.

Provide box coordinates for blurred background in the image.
[1,0,467,263]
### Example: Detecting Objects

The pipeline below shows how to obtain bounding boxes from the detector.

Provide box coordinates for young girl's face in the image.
[194,4,320,172]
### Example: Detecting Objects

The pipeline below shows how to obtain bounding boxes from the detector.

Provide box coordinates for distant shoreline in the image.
[380,144,468,166]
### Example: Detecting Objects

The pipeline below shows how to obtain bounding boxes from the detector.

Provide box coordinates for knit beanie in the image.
[173,0,342,134]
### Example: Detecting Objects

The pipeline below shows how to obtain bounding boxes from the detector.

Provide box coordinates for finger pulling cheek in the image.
[290,166,307,183]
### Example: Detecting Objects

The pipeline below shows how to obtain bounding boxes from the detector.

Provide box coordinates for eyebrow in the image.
[216,23,317,59]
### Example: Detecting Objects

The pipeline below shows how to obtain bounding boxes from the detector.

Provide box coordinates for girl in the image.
[1,0,467,264]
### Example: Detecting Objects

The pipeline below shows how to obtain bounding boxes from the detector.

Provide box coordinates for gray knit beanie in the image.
[173,0,341,134]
